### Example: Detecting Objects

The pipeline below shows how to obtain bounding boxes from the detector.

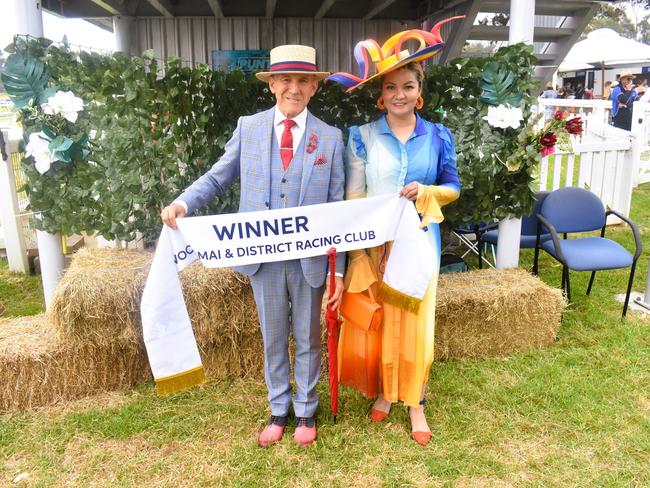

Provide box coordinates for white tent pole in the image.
[36,226,65,310]
[113,16,134,54]
[496,0,535,269]
[4,0,44,41]
[5,1,65,308]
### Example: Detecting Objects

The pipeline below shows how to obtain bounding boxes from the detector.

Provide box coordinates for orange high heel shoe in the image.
[409,400,431,446]
[370,408,389,423]
[370,397,391,422]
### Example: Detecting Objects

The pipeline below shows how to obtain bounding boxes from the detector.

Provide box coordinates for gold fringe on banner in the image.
[155,366,207,396]
[378,282,422,314]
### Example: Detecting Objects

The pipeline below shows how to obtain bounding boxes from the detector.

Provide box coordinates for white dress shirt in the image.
[273,105,308,153]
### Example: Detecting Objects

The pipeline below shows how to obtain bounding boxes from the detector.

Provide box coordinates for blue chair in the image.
[533,187,642,317]
[478,191,552,269]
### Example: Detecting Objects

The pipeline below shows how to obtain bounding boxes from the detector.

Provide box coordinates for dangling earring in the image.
[377,97,385,110]
[415,96,424,110]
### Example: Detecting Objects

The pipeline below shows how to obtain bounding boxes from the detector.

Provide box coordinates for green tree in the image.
[582,4,637,39]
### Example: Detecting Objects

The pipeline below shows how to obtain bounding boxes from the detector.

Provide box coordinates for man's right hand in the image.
[160,203,187,229]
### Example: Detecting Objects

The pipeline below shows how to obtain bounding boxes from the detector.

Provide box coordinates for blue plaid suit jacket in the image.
[178,107,345,287]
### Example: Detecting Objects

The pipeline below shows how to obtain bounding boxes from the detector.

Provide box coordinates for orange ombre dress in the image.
[338,116,460,407]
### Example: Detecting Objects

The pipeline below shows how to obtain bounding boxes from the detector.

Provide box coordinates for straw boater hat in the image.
[619,70,636,80]
[326,16,464,92]
[256,45,330,82]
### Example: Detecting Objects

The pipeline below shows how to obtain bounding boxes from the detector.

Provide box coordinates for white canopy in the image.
[563,28,650,67]
[557,61,595,73]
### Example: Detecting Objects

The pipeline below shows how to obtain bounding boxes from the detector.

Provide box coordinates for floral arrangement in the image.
[24,90,88,173]
[1,52,91,175]
[478,61,583,173]
[484,107,584,172]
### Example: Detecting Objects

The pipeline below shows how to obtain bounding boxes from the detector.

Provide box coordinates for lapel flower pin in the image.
[306,133,318,154]
[314,154,328,166]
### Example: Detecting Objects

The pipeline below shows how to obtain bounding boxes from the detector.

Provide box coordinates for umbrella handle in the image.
[327,247,337,300]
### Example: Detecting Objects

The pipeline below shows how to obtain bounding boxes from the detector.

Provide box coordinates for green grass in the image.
[1,186,650,486]
[0,260,44,317]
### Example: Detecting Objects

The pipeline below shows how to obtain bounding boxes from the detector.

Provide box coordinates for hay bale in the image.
[50,249,262,366]
[0,312,266,412]
[49,248,152,345]
[1,255,564,411]
[0,315,150,411]
[434,268,566,360]
[180,265,262,378]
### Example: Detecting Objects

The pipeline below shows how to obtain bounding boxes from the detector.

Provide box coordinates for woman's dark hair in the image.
[381,61,425,89]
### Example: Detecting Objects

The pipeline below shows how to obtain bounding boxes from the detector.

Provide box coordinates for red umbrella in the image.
[326,247,342,421]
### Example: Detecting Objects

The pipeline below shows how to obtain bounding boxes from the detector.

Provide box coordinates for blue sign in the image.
[212,50,270,75]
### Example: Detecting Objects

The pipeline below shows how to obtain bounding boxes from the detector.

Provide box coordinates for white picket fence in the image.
[539,130,635,219]
[0,129,33,273]
[537,97,650,186]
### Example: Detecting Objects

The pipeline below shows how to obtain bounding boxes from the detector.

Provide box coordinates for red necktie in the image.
[280,119,296,170]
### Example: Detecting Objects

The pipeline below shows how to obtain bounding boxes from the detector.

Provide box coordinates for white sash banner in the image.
[141,194,435,395]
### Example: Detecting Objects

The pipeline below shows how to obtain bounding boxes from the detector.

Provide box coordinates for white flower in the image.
[483,104,523,129]
[478,147,485,159]
[41,90,84,123]
[89,129,97,139]
[25,132,55,174]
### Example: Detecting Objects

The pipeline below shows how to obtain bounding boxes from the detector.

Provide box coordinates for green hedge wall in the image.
[5,37,538,241]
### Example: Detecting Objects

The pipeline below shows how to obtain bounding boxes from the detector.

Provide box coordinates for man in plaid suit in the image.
[161,44,345,448]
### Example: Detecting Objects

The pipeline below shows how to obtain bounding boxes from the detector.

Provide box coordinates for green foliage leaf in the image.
[478,61,522,106]
[1,53,51,107]
[9,37,538,239]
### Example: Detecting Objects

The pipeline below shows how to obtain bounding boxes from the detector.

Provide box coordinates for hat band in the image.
[269,61,318,72]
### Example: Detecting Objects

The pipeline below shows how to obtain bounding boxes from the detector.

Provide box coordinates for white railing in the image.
[0,129,32,273]
[539,122,635,219]
[537,98,612,132]
[631,101,650,184]
[538,96,649,187]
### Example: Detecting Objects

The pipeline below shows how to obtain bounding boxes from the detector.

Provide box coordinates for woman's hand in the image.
[399,182,420,201]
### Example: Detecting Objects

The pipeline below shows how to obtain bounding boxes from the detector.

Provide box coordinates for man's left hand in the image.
[327,276,345,311]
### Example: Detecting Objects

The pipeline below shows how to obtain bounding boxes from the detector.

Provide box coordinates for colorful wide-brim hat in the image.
[326,16,465,92]
[256,45,330,82]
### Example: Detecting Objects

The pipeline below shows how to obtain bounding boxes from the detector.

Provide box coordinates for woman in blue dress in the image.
[336,61,461,446]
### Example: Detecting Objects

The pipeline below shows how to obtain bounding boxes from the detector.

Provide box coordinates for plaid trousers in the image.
[250,259,325,418]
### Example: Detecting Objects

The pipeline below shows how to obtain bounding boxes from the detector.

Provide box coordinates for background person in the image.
[611,71,638,131]
[603,81,613,100]
[541,81,558,120]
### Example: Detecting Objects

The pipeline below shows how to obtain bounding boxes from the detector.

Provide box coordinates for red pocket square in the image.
[314,154,328,165]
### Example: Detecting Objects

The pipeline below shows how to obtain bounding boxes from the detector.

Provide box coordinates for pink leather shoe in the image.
[258,415,288,448]
[293,417,317,448]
